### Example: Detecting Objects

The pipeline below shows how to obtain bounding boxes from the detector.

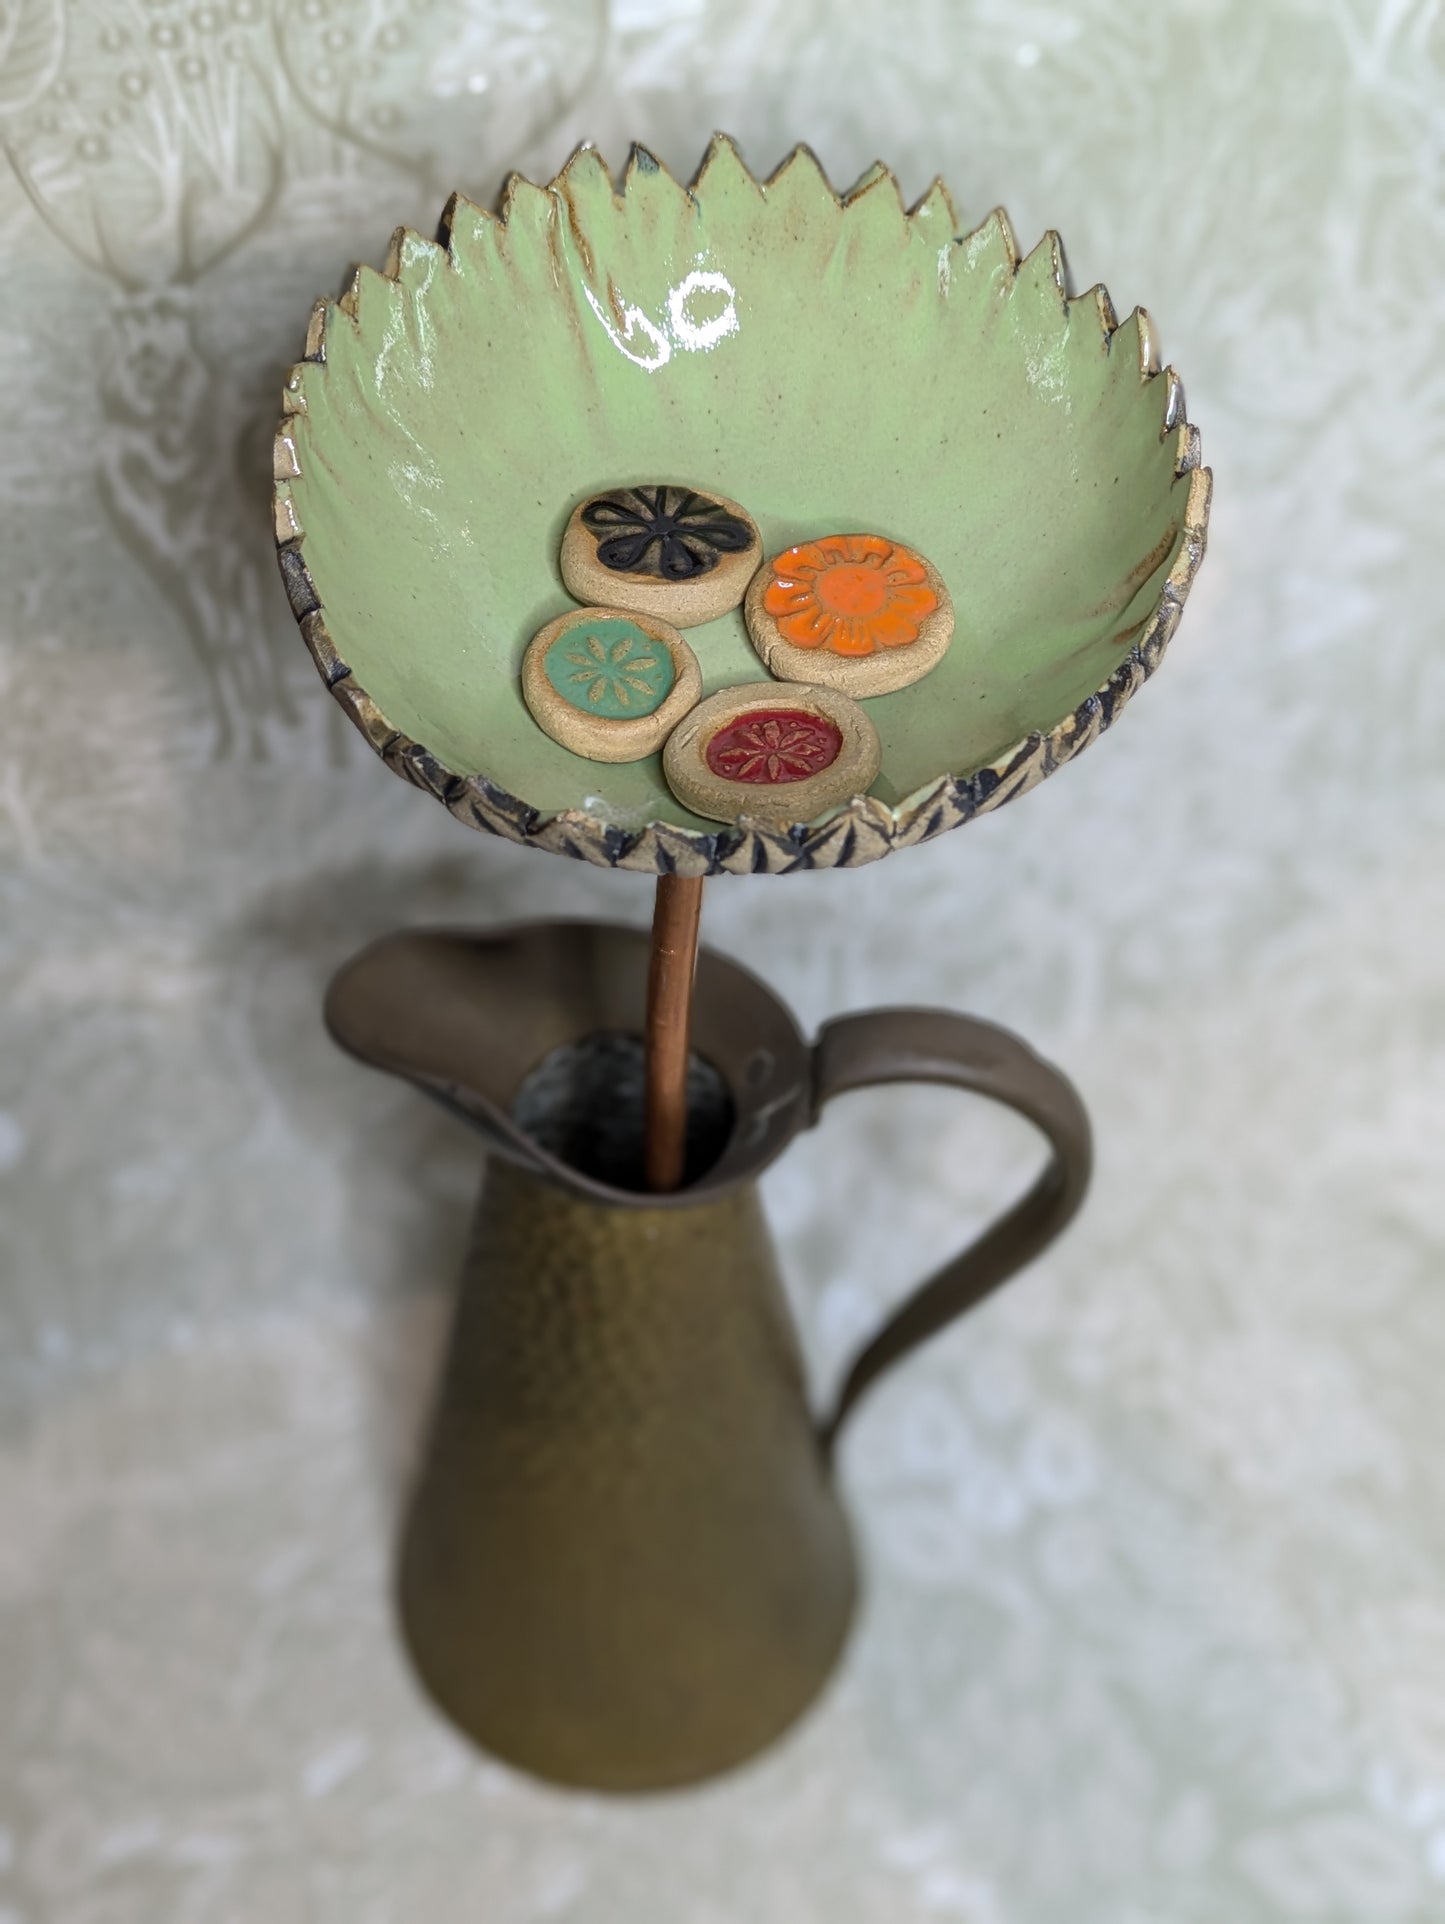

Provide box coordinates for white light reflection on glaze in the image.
[667,269,738,351]
[583,267,739,369]
[582,285,671,368]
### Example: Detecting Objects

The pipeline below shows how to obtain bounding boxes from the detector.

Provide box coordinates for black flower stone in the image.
[580,486,752,581]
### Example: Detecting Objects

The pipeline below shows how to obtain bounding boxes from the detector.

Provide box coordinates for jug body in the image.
[399,1155,858,1792]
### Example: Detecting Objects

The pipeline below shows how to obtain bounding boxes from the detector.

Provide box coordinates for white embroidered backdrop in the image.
[3,2,1444,1919]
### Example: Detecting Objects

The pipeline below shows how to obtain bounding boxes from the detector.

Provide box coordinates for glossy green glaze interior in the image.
[281,138,1203,835]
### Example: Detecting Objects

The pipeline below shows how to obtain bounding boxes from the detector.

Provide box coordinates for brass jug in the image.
[325,921,1091,1792]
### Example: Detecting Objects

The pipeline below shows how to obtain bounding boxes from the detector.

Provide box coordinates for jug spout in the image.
[399,1155,858,1792]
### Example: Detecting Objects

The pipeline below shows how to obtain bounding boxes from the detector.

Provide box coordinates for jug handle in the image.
[811,1008,1092,1452]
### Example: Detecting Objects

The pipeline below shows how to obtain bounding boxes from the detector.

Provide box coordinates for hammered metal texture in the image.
[399,1159,858,1791]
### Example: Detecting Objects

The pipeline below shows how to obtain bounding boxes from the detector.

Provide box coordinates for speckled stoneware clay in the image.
[663,681,881,826]
[744,534,955,697]
[560,484,763,627]
[523,607,701,761]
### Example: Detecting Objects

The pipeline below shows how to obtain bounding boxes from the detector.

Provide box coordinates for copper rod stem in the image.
[643,873,705,1193]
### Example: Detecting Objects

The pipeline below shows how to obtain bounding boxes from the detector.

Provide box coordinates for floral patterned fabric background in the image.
[3,1,1444,1919]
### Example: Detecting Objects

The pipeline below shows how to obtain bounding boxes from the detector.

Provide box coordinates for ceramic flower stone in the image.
[522,606,701,762]
[664,682,881,826]
[273,138,1212,877]
[561,485,763,627]
[744,533,954,697]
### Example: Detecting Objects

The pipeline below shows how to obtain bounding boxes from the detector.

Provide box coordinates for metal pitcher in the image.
[325,920,1091,1792]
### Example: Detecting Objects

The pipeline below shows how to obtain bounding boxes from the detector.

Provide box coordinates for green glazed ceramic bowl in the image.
[274,136,1211,876]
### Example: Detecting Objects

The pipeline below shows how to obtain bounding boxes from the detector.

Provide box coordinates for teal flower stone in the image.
[543,616,676,718]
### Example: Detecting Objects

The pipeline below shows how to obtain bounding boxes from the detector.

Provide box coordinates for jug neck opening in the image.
[509,1030,736,1195]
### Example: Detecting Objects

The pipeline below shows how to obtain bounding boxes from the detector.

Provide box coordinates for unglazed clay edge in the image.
[272,135,1212,879]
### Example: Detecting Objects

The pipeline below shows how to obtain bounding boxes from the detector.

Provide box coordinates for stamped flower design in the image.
[704,709,844,784]
[555,623,671,713]
[527,611,695,760]
[762,535,938,655]
[581,486,754,580]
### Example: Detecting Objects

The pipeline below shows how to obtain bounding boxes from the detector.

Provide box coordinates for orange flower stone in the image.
[761,534,939,657]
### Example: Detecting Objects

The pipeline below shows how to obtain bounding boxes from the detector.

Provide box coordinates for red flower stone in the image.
[704,708,844,785]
